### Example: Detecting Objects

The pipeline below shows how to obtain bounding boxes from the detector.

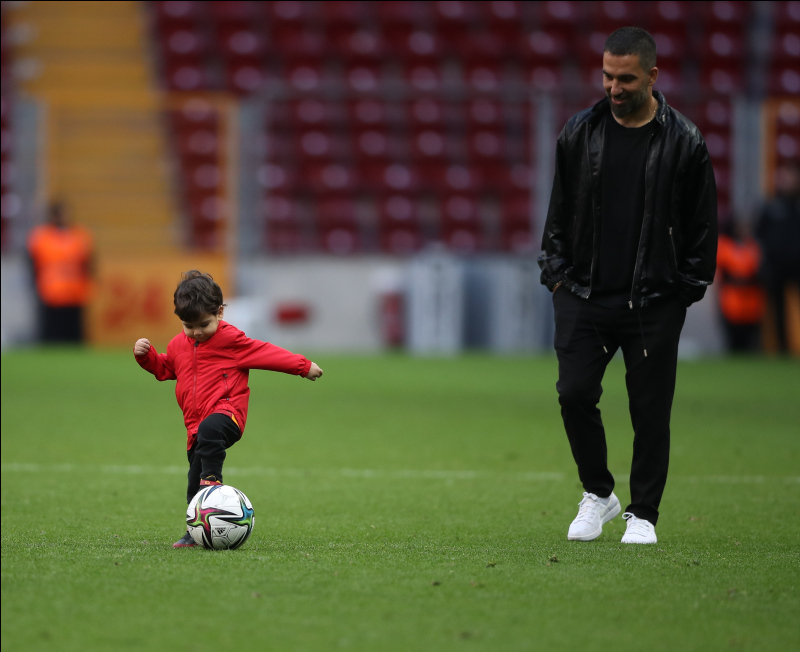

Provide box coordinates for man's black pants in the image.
[552,289,687,525]
[186,413,241,503]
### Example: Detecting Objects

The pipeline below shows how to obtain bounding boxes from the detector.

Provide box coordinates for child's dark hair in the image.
[174,270,225,321]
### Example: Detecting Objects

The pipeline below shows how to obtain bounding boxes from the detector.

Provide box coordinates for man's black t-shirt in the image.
[591,111,656,307]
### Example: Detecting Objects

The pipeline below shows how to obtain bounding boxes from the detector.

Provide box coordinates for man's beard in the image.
[607,83,650,119]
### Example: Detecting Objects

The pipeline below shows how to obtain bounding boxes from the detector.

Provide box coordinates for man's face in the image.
[602,52,653,119]
[181,308,222,343]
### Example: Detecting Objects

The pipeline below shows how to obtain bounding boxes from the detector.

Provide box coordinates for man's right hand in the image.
[134,338,151,357]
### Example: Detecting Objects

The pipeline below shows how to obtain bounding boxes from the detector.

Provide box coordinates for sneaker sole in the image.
[172,542,197,548]
[567,501,622,541]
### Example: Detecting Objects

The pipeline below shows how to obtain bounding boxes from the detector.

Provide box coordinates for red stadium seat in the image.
[359,162,422,194]
[769,67,800,95]
[771,31,800,67]
[465,98,504,130]
[154,1,206,22]
[160,24,209,58]
[650,1,692,31]
[376,1,431,27]
[383,26,444,60]
[776,131,800,161]
[698,29,747,65]
[266,0,321,25]
[589,1,644,33]
[439,194,484,253]
[328,26,386,62]
[348,98,393,128]
[353,127,408,163]
[500,193,534,253]
[264,193,307,253]
[288,99,345,130]
[224,59,269,94]
[535,1,584,31]
[519,29,568,65]
[377,194,423,254]
[316,195,361,254]
[407,97,446,129]
[650,30,690,64]
[702,1,750,29]
[403,61,444,94]
[258,162,300,194]
[320,1,373,26]
[485,0,524,30]
[700,64,745,95]
[344,61,387,94]
[164,57,209,91]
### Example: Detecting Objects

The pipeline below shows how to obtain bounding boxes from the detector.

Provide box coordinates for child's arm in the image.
[133,338,176,381]
[231,330,320,380]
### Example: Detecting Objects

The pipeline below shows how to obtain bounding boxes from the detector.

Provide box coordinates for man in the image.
[755,161,800,355]
[27,202,94,342]
[538,27,717,544]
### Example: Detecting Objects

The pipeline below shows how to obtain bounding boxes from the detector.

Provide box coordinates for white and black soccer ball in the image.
[186,485,255,550]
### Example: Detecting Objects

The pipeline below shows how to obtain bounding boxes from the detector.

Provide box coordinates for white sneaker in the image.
[621,513,657,544]
[567,492,621,541]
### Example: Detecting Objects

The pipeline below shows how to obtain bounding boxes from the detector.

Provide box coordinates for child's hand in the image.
[134,338,151,357]
[306,362,323,381]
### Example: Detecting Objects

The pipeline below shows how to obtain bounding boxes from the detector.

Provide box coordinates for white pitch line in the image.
[1,463,798,484]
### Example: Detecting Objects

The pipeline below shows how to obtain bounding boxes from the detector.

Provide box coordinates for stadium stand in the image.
[143,0,778,254]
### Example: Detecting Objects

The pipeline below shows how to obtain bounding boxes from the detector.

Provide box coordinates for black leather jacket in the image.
[538,91,717,308]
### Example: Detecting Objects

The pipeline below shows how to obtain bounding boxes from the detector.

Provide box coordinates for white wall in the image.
[1,254,37,349]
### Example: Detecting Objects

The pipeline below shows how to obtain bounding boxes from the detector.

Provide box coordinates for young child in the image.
[133,270,323,548]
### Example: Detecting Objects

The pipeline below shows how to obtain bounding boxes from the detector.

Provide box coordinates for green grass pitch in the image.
[2,348,799,651]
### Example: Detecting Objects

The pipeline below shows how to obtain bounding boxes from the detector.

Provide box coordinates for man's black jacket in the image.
[538,91,717,308]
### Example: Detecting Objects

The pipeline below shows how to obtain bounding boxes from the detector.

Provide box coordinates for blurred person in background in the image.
[755,160,800,355]
[27,201,94,343]
[538,27,717,545]
[716,218,765,353]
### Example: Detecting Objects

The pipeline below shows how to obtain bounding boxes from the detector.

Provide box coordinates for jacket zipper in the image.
[193,340,199,418]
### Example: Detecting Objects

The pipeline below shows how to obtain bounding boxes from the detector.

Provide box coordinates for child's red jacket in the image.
[135,321,311,449]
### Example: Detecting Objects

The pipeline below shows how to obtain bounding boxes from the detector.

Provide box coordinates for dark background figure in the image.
[716,218,766,353]
[26,202,94,343]
[755,161,800,355]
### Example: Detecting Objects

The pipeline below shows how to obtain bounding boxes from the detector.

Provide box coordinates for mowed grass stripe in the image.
[3,462,799,485]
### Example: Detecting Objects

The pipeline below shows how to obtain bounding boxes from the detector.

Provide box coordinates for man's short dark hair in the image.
[604,27,657,72]
[174,270,225,321]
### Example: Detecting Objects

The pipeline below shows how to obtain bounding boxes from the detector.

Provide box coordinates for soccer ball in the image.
[186,485,255,550]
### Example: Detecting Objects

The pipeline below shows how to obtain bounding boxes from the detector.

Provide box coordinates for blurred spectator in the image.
[716,219,765,352]
[27,202,94,343]
[755,161,800,354]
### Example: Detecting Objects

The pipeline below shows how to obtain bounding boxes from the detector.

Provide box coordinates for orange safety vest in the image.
[716,234,766,325]
[27,224,93,307]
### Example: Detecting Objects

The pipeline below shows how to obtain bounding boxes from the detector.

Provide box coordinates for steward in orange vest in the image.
[716,223,765,352]
[27,203,94,342]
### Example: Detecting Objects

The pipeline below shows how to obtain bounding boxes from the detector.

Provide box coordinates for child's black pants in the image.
[186,413,242,503]
[552,289,687,526]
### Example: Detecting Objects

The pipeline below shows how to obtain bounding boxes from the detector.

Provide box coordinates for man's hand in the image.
[306,362,323,381]
[134,338,151,357]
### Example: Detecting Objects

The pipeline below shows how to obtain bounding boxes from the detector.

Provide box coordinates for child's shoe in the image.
[173,531,197,548]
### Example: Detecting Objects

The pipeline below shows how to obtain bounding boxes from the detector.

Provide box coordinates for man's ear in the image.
[649,66,659,88]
